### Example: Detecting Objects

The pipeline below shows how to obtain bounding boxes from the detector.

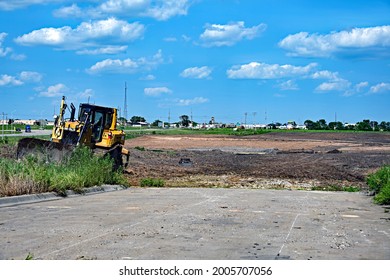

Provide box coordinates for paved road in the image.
[0,188,389,260]
[1,129,52,138]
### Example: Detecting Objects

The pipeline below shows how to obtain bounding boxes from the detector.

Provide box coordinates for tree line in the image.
[120,116,390,132]
[304,119,390,131]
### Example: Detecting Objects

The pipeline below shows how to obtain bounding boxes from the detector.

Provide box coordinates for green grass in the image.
[0,146,128,197]
[0,135,51,146]
[367,165,390,205]
[140,178,165,188]
[124,128,272,139]
[311,185,360,192]
[122,127,390,140]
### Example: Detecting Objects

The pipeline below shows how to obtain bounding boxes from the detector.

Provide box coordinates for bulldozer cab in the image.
[78,104,115,143]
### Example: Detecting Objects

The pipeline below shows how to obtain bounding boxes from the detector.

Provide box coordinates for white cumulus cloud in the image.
[140,74,156,81]
[0,74,23,86]
[279,25,390,57]
[76,45,128,55]
[200,21,266,47]
[0,0,66,11]
[0,71,42,86]
[180,66,212,79]
[142,0,191,21]
[0,33,12,57]
[53,0,193,21]
[277,80,299,91]
[39,83,69,97]
[87,49,163,74]
[312,70,352,93]
[53,3,83,17]
[311,70,340,80]
[176,97,209,106]
[227,62,317,79]
[78,88,94,99]
[19,71,43,82]
[15,18,145,52]
[355,81,369,92]
[315,80,351,92]
[370,82,390,94]
[144,87,172,97]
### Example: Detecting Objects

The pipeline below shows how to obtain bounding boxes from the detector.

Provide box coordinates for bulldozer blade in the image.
[16,138,74,163]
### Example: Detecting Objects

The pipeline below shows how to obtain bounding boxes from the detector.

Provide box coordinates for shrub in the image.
[367,165,390,205]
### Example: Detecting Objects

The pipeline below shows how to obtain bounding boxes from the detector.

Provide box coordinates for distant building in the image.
[287,121,296,130]
[295,124,307,130]
[131,121,149,128]
[13,119,37,125]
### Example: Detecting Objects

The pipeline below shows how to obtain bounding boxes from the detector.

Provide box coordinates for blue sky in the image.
[0,0,389,124]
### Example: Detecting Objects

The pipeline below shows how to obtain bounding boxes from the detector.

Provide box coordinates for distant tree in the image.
[179,115,190,127]
[379,121,390,131]
[267,123,277,129]
[118,117,127,124]
[304,120,318,130]
[317,119,328,130]
[344,124,356,130]
[370,121,379,131]
[328,121,344,130]
[151,119,163,127]
[356,119,372,131]
[130,116,146,124]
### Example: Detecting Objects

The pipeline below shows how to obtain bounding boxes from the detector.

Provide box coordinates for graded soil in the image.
[124,132,390,190]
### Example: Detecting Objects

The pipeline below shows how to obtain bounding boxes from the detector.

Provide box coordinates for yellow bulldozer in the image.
[16,96,129,169]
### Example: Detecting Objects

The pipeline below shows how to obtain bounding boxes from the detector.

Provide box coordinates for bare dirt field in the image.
[124,132,390,190]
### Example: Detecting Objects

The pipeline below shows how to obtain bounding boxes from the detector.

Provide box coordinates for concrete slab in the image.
[0,188,389,260]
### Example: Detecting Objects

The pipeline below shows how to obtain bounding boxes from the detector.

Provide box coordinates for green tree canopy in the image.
[151,119,163,127]
[180,115,190,127]
[130,116,146,124]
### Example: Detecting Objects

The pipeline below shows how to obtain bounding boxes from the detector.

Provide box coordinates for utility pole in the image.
[168,110,171,128]
[1,112,4,140]
[191,109,193,128]
[124,82,128,125]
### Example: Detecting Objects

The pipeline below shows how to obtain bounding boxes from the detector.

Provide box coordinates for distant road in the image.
[1,129,52,138]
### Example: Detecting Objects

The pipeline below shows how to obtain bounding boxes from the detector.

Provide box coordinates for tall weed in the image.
[0,146,127,197]
[367,165,390,204]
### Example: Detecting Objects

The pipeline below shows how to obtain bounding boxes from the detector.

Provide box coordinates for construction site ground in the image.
[124,131,390,190]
